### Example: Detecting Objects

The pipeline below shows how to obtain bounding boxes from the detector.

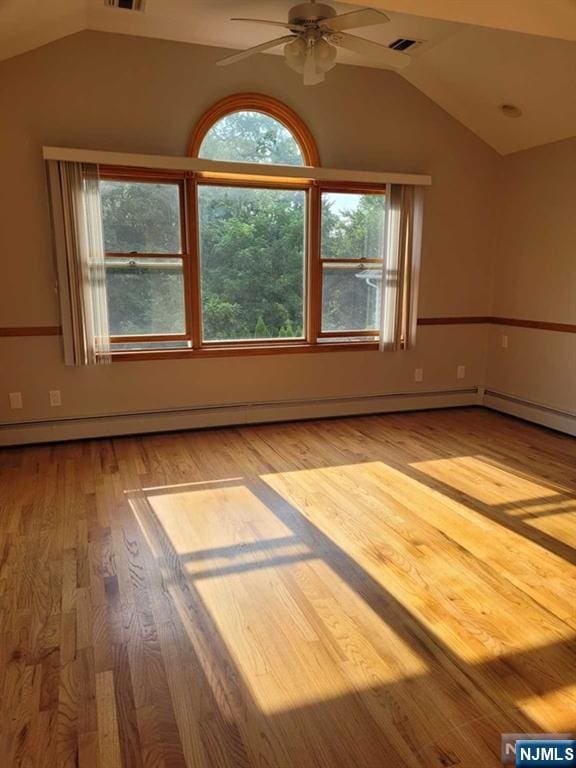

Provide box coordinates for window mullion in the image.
[186,176,202,348]
[307,183,322,344]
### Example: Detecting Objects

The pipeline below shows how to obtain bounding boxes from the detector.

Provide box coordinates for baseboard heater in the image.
[484,389,576,437]
[0,387,480,446]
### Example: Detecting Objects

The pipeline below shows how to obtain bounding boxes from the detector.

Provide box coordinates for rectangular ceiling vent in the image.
[388,38,423,52]
[104,0,146,10]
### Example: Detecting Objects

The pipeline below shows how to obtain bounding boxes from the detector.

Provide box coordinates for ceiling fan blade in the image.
[217,35,295,66]
[332,32,411,69]
[231,17,307,33]
[321,8,390,32]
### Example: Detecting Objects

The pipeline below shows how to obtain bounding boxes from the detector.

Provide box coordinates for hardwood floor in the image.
[0,408,575,767]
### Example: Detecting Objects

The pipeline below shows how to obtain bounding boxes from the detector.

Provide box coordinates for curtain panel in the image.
[47,161,111,365]
[379,184,424,351]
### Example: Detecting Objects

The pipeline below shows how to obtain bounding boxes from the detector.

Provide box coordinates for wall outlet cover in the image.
[49,390,62,407]
[9,392,23,410]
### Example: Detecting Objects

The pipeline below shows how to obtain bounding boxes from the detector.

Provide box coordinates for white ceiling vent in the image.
[104,0,146,10]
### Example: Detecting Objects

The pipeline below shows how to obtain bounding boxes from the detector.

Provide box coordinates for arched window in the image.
[93,93,415,358]
[188,93,320,166]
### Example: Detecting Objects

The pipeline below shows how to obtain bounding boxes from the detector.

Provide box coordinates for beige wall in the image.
[486,138,576,414]
[1,30,500,426]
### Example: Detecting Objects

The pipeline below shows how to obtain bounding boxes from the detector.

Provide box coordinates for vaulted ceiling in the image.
[1,0,575,154]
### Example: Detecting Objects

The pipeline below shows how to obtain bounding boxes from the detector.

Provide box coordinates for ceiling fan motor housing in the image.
[289,3,336,25]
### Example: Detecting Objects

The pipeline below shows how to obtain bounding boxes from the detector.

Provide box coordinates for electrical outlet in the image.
[414,368,423,382]
[501,334,509,349]
[9,392,23,410]
[49,390,62,407]
[457,365,466,380]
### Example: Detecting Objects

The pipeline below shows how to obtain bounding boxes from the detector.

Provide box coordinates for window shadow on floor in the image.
[125,455,575,767]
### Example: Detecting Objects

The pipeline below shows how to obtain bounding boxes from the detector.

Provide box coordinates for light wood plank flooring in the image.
[0,408,575,767]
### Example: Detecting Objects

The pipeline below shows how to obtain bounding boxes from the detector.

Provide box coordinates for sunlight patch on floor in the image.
[132,480,428,715]
[410,455,576,548]
[191,557,429,714]
[516,683,576,733]
[260,461,576,664]
[411,455,566,508]
[138,482,294,555]
[137,477,244,493]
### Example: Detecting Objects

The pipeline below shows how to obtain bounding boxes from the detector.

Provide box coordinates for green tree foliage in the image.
[101,181,185,336]
[320,193,386,331]
[198,185,305,340]
[254,315,271,339]
[321,193,386,260]
[105,261,185,336]
[278,318,296,337]
[101,181,181,253]
[199,111,304,166]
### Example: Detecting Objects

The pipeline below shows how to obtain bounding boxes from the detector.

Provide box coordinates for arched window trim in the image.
[188,93,321,167]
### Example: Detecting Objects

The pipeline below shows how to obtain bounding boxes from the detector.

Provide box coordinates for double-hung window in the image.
[319,190,386,342]
[100,173,190,350]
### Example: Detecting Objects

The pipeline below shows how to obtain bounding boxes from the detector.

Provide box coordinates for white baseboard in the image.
[0,387,479,446]
[484,389,576,437]
[3,387,573,446]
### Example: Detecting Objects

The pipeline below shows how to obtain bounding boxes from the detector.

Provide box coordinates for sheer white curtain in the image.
[379,184,424,351]
[47,161,111,365]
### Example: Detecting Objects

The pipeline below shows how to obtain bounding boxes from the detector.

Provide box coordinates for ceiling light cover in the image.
[285,37,307,73]
[314,38,337,73]
[500,104,523,118]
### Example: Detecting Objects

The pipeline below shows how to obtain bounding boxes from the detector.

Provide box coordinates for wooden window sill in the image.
[111,341,380,362]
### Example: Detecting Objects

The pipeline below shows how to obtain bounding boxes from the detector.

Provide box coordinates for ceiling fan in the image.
[217,2,411,85]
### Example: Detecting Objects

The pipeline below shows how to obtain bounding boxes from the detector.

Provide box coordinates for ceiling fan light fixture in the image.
[284,37,308,74]
[500,103,523,118]
[285,37,336,82]
[284,36,307,73]
[313,38,337,73]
